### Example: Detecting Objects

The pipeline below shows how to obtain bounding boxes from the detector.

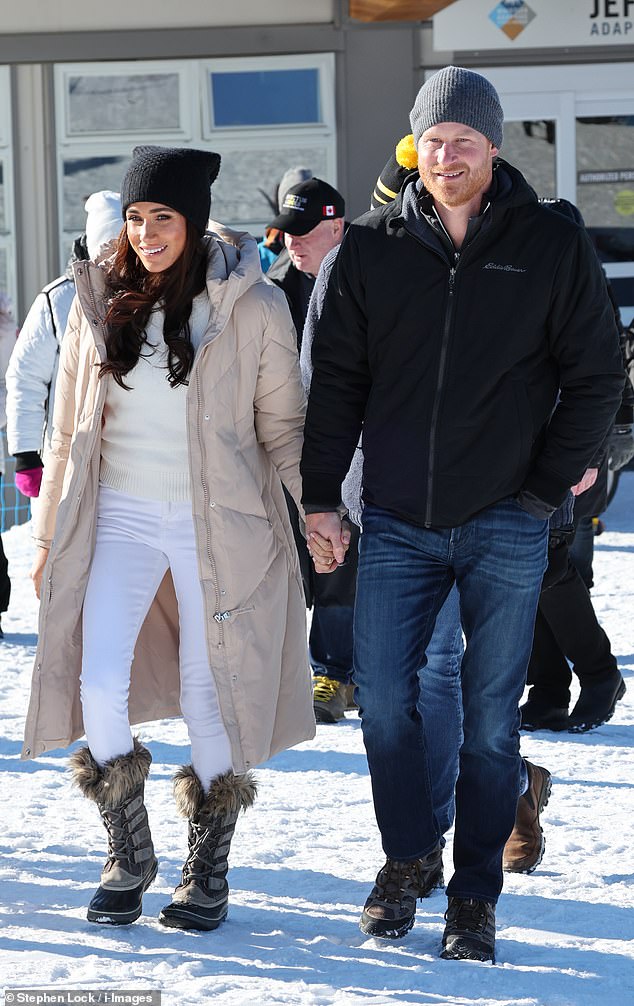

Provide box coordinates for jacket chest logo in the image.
[483,262,527,274]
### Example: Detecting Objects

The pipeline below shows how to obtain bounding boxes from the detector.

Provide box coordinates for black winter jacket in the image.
[266,249,315,352]
[301,161,624,528]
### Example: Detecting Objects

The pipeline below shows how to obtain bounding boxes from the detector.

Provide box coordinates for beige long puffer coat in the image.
[22,226,316,769]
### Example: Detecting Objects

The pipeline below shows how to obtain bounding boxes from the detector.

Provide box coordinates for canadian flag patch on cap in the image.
[323,205,335,217]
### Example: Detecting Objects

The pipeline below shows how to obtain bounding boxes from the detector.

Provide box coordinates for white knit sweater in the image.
[99,292,211,501]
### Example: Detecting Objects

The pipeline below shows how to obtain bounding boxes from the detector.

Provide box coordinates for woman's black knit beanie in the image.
[121,145,221,235]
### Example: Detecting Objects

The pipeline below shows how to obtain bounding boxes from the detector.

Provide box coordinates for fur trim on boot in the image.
[69,738,157,925]
[173,766,257,821]
[159,766,257,932]
[69,738,152,810]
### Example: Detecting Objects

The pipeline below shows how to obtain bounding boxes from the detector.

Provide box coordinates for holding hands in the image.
[306,512,351,573]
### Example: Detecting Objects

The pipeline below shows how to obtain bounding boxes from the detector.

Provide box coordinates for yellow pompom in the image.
[395,134,418,170]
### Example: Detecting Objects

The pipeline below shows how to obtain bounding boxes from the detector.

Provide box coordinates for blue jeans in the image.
[354,499,548,903]
[309,604,354,684]
[419,586,463,841]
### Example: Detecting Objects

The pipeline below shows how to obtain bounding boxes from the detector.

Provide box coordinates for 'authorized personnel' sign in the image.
[578,170,634,184]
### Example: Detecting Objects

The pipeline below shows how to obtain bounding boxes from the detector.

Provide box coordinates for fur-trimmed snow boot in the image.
[70,738,158,925]
[159,766,257,931]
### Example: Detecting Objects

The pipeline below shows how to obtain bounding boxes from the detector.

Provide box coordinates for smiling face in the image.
[125,202,188,273]
[417,122,498,212]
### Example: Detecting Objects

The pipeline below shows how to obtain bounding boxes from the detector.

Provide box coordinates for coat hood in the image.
[73,225,264,356]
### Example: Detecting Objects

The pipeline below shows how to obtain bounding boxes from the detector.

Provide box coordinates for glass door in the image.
[500,117,557,200]
[575,103,634,325]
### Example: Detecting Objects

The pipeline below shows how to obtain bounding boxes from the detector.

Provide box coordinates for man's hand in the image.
[306,512,351,573]
[571,467,598,496]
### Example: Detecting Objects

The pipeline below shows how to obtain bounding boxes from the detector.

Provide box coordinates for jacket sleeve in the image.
[31,298,82,547]
[300,246,365,524]
[300,227,371,508]
[299,245,339,394]
[253,284,306,511]
[521,227,625,507]
[6,292,61,456]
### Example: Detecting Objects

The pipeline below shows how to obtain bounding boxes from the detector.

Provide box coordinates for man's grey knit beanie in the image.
[409,66,504,149]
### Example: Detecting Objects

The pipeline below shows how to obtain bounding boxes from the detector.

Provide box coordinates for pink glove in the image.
[15,468,43,498]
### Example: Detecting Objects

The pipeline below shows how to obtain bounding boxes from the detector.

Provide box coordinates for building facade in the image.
[0,0,632,322]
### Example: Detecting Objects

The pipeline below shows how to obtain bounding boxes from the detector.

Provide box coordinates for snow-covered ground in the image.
[1,477,633,1006]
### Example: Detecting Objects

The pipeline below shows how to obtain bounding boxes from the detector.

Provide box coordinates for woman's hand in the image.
[306,513,351,573]
[30,546,50,600]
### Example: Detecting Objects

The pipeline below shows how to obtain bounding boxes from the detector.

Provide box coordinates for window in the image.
[55,55,337,262]
[55,62,192,141]
[66,73,182,135]
[210,69,320,127]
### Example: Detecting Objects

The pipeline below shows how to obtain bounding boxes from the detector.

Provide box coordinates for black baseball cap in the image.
[268,177,345,236]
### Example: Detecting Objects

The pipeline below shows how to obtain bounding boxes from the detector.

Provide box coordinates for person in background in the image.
[267,177,356,723]
[6,191,122,501]
[301,66,623,962]
[521,263,633,733]
[257,165,313,274]
[0,293,16,635]
[22,145,315,933]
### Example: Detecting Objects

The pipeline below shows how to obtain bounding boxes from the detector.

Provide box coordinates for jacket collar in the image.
[389,158,536,256]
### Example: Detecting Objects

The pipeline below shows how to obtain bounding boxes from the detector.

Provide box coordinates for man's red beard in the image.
[419,160,492,208]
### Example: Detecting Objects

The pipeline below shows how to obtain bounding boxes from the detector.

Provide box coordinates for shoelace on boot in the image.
[100,807,134,865]
[181,820,228,884]
[313,677,342,702]
[445,898,489,932]
[374,859,424,903]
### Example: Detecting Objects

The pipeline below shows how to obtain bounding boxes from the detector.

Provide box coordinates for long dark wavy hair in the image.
[100,220,207,389]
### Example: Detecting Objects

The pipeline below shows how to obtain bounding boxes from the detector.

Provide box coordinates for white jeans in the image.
[81,485,233,791]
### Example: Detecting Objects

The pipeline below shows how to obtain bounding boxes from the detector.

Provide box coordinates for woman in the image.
[22,145,316,931]
[7,190,122,503]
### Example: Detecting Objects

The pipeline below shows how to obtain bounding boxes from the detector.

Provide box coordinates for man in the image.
[268,177,345,350]
[268,177,356,724]
[300,66,623,962]
[257,165,313,273]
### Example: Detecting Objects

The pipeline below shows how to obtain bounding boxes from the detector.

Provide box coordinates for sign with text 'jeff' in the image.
[434,0,634,50]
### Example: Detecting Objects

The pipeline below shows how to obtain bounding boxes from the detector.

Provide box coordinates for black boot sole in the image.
[441,934,495,963]
[520,717,569,733]
[158,898,228,931]
[359,911,415,939]
[314,706,345,723]
[87,859,158,925]
[568,679,626,732]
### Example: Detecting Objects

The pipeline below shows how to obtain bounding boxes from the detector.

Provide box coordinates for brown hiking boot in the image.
[503,760,552,874]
